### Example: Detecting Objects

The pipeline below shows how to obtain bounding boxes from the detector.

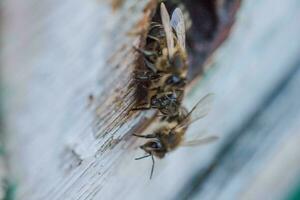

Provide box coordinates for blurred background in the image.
[1,0,300,199]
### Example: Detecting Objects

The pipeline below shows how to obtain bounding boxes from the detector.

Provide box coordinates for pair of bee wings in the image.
[160,3,185,59]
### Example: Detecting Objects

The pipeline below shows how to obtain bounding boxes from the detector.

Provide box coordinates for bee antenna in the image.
[150,154,155,180]
[135,154,151,160]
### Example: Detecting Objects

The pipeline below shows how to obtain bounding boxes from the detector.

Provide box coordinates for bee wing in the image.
[176,93,215,130]
[180,136,219,147]
[189,93,214,123]
[160,3,175,58]
[170,7,186,50]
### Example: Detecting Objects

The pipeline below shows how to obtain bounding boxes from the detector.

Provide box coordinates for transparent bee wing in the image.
[189,93,214,123]
[180,136,219,147]
[175,93,215,130]
[170,7,186,50]
[160,3,175,59]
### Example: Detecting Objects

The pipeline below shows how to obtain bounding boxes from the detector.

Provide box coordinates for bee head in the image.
[140,140,166,158]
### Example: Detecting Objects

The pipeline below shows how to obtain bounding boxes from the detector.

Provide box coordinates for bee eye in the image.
[151,141,162,149]
[168,75,180,84]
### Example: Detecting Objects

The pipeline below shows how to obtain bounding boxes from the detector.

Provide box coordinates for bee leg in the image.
[147,34,160,42]
[130,103,151,111]
[134,71,157,82]
[132,133,157,138]
[132,46,158,72]
[144,59,157,73]
[149,22,162,30]
[134,74,150,82]
[133,46,157,57]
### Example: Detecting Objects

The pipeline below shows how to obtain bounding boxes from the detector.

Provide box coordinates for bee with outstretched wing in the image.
[134,94,218,179]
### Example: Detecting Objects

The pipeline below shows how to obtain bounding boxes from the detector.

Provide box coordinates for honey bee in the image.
[134,94,218,179]
[138,3,187,75]
[159,3,188,75]
[133,3,188,117]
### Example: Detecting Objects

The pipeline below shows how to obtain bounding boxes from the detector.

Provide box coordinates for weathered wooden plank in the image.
[1,0,300,200]
[1,0,157,199]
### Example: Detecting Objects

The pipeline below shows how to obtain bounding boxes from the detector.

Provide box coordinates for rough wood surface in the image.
[1,0,300,199]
